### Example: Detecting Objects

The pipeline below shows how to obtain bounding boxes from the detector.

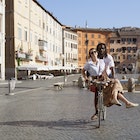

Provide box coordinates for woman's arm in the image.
[82,68,88,82]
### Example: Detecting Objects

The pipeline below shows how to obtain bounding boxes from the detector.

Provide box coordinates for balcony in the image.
[35,55,47,62]
[38,40,47,51]
[16,51,33,61]
[39,46,47,51]
[16,52,26,59]
[26,53,33,61]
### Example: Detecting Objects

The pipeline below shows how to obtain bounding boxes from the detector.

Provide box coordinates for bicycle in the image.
[91,80,109,128]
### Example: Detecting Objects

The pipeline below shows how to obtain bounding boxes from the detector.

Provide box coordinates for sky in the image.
[37,0,140,29]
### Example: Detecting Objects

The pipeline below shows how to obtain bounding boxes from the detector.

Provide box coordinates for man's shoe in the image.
[91,114,98,120]
[126,103,139,108]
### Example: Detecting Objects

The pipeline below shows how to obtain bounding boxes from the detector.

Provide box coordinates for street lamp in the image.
[85,21,88,61]
[85,34,89,61]
[60,53,67,84]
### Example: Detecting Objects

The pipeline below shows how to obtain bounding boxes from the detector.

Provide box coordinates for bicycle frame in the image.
[91,80,108,128]
[97,82,106,128]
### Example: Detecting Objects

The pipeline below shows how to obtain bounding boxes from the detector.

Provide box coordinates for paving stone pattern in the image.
[0,74,140,140]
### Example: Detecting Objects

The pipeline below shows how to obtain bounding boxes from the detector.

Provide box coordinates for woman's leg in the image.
[117,93,139,108]
[111,90,122,106]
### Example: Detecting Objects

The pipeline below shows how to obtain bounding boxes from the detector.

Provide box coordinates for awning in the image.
[17,65,77,71]
[17,64,49,71]
[60,66,76,70]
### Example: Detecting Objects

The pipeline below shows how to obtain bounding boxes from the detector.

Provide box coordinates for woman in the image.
[82,47,139,120]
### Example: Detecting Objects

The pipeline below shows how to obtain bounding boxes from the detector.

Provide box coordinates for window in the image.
[91,41,94,46]
[122,47,126,53]
[18,27,22,40]
[85,33,88,38]
[127,47,131,53]
[25,0,28,4]
[78,33,81,37]
[127,38,131,44]
[78,48,81,53]
[121,38,126,44]
[24,29,28,41]
[132,47,137,53]
[118,56,120,60]
[118,48,122,52]
[133,38,137,44]
[43,22,45,29]
[110,40,114,44]
[110,48,114,52]
[0,42,1,56]
[117,40,120,43]
[91,34,94,38]
[127,55,131,60]
[0,14,2,32]
[30,31,32,42]
[34,34,38,45]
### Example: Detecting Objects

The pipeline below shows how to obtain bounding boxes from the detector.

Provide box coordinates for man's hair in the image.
[96,43,107,58]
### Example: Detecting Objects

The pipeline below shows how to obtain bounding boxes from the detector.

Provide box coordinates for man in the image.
[96,43,115,78]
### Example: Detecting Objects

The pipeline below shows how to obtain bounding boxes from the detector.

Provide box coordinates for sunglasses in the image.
[90,50,97,55]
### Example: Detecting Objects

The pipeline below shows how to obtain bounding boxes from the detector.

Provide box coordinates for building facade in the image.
[0,0,5,80]
[62,27,78,70]
[5,0,63,79]
[110,27,140,73]
[5,0,140,80]
[74,28,112,69]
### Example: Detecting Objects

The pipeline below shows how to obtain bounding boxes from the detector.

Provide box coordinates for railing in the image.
[35,55,47,62]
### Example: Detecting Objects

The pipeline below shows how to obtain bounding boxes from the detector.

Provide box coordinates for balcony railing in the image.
[16,52,26,59]
[26,53,33,61]
[16,51,33,61]
[38,40,47,51]
[39,46,47,51]
[35,55,47,62]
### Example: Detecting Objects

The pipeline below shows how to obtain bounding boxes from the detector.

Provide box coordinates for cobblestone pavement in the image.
[0,74,140,140]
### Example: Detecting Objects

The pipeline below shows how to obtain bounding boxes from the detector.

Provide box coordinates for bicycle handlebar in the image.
[90,80,111,91]
[90,80,111,86]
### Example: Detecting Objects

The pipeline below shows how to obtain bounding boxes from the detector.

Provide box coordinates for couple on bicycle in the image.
[82,43,139,120]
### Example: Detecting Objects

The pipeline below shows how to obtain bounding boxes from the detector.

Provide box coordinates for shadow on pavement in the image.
[0,119,100,130]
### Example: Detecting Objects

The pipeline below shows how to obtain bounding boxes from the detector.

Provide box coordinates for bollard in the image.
[122,75,127,79]
[63,72,68,85]
[127,78,135,92]
[33,74,36,80]
[78,75,85,88]
[6,78,15,95]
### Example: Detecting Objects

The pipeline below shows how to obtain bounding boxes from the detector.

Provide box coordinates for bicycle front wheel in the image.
[102,106,106,120]
[97,92,102,128]
[98,91,106,128]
